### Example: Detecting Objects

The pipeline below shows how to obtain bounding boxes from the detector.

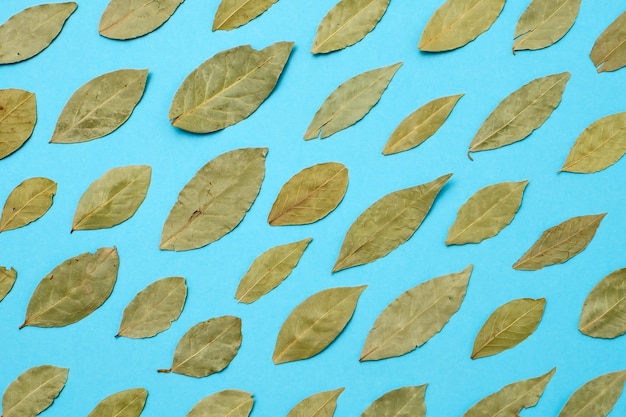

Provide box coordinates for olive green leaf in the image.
[50,69,148,144]
[286,388,344,417]
[418,0,505,52]
[471,297,545,359]
[213,0,279,31]
[268,162,348,226]
[560,112,626,174]
[273,285,366,364]
[513,0,581,53]
[311,0,390,54]
[160,148,267,251]
[446,180,528,245]
[463,368,556,416]
[159,316,242,378]
[0,177,57,233]
[87,388,148,417]
[0,89,36,159]
[72,165,151,232]
[235,238,312,304]
[469,72,570,157]
[513,213,606,271]
[20,247,119,329]
[169,42,293,133]
[1,365,68,417]
[579,268,626,338]
[0,2,76,64]
[117,277,187,338]
[382,94,463,155]
[360,266,472,361]
[186,390,253,417]
[360,385,426,417]
[304,62,402,140]
[99,0,184,40]
[0,267,17,302]
[558,370,626,417]
[590,12,626,73]
[333,173,451,272]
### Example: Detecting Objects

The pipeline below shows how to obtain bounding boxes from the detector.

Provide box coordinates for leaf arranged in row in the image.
[513,0,581,53]
[286,388,343,417]
[0,2,76,65]
[186,389,253,417]
[159,315,242,378]
[469,72,570,157]
[360,385,426,417]
[0,89,36,160]
[169,42,293,133]
[333,173,451,272]
[268,162,348,226]
[446,180,528,245]
[311,0,390,54]
[558,370,626,417]
[160,147,267,251]
[99,0,184,40]
[0,177,57,233]
[513,213,605,270]
[471,297,545,359]
[213,0,279,31]
[50,69,149,144]
[418,0,505,52]
[235,238,311,304]
[382,94,463,155]
[273,285,366,364]
[0,266,17,303]
[560,111,626,174]
[117,276,187,338]
[87,388,147,417]
[1,365,68,417]
[304,62,402,140]
[590,11,626,73]
[361,266,471,361]
[579,267,626,339]
[463,368,555,416]
[20,247,119,329]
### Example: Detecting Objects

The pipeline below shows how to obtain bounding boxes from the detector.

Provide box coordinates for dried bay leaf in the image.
[360,266,472,361]
[590,12,626,73]
[160,148,267,251]
[304,62,402,140]
[286,388,344,417]
[159,316,242,377]
[446,180,528,245]
[20,247,119,328]
[463,368,555,416]
[0,2,76,64]
[268,162,348,226]
[186,389,253,417]
[418,0,505,52]
[0,177,57,233]
[0,89,36,159]
[169,42,293,133]
[117,277,187,338]
[1,365,68,417]
[213,0,278,31]
[0,267,17,302]
[99,0,184,40]
[513,0,581,52]
[579,268,626,338]
[360,385,426,417]
[471,297,545,359]
[50,69,148,144]
[558,370,626,417]
[87,388,147,417]
[560,112,626,174]
[72,165,151,232]
[513,213,606,271]
[333,173,451,272]
[273,285,366,364]
[312,0,390,54]
[382,94,463,155]
[235,238,311,304]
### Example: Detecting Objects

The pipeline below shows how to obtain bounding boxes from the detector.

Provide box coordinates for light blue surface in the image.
[1,0,626,415]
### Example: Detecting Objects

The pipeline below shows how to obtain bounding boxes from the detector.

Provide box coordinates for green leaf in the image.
[513,0,581,52]
[186,390,253,417]
[99,0,184,40]
[360,385,426,417]
[160,148,267,251]
[20,247,119,328]
[579,268,626,339]
[1,365,68,417]
[590,11,626,73]
[212,0,279,31]
[0,88,36,159]
[0,266,17,302]
[333,173,451,272]
[169,42,293,133]
[0,177,57,233]
[558,371,626,417]
[87,388,148,417]
[286,388,344,417]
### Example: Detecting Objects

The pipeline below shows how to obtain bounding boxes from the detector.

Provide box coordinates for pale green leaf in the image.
[513,0,581,52]
[558,371,626,417]
[360,385,426,417]
[99,0,184,40]
[0,266,17,302]
[579,268,626,339]
[0,89,36,159]
[590,12,626,73]
[186,390,253,417]
[213,0,278,31]
[0,177,57,233]
[286,388,344,417]
[87,388,147,417]
[2,365,68,417]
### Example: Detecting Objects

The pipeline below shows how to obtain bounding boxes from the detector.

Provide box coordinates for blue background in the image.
[1,0,626,415]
